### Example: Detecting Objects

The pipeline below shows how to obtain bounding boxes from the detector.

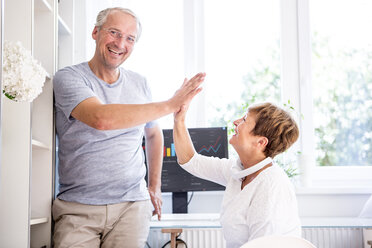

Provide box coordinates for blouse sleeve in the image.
[179,153,233,187]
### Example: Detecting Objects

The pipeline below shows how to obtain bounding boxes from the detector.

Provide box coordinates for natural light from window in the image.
[309,0,372,167]
[204,0,281,129]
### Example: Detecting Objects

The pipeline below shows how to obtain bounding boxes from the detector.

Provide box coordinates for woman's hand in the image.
[172,74,204,164]
[170,73,205,114]
[174,104,189,123]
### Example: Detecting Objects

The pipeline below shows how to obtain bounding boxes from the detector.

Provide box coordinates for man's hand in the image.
[148,186,162,221]
[168,72,206,112]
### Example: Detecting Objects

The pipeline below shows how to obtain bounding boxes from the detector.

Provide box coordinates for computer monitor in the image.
[143,127,228,213]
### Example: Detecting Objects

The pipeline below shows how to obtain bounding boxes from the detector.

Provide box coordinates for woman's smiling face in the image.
[229,111,260,155]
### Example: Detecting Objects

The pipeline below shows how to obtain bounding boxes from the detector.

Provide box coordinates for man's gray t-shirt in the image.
[53,62,156,205]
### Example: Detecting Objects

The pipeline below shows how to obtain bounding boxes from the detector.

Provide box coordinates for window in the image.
[298,0,372,187]
[202,0,287,163]
[309,0,372,167]
[203,0,281,127]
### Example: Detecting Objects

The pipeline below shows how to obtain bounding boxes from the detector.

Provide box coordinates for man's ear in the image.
[92,26,99,40]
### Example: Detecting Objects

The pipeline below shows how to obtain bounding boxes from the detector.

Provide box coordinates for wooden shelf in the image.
[32,139,50,150]
[35,0,52,12]
[58,16,72,35]
[30,217,48,226]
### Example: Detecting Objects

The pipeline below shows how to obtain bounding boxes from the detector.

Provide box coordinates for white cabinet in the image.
[0,0,36,245]
[0,0,74,247]
[31,1,56,247]
[58,0,74,70]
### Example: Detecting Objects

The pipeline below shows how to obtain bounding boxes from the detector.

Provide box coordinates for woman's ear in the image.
[257,136,268,150]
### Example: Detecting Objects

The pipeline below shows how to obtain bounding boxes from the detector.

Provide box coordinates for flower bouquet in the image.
[2,40,47,102]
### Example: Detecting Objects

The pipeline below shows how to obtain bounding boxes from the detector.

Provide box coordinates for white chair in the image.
[240,235,317,248]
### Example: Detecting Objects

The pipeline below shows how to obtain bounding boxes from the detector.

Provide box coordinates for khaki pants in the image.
[52,198,152,248]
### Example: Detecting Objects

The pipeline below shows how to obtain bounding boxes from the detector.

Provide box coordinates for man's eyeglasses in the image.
[101,28,136,44]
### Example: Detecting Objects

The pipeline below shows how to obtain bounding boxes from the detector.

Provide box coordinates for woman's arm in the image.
[173,105,196,164]
[173,105,231,186]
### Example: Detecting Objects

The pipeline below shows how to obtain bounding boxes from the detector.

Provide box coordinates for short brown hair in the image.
[248,102,299,158]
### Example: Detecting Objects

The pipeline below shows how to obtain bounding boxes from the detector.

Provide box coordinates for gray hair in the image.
[95,7,142,42]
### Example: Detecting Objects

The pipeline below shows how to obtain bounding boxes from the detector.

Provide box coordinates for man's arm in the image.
[145,125,164,220]
[71,73,205,130]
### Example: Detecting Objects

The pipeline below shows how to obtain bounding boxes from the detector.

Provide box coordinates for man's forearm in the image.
[146,127,164,188]
[91,101,173,130]
[71,72,205,130]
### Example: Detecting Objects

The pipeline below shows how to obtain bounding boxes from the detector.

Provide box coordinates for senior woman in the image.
[173,102,301,248]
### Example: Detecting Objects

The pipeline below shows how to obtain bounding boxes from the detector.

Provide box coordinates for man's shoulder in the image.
[120,67,146,82]
[55,62,88,75]
[54,62,91,85]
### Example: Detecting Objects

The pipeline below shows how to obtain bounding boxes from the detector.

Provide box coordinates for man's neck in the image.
[88,60,120,84]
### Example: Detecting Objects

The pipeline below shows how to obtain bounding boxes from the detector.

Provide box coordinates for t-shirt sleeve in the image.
[142,77,158,128]
[53,67,97,120]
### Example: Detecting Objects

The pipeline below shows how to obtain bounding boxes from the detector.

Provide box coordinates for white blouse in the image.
[180,153,301,248]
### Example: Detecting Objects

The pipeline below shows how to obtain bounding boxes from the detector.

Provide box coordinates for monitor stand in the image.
[172,192,188,213]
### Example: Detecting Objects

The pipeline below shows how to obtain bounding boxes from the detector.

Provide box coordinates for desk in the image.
[149,214,372,248]
[150,213,221,229]
[151,213,372,229]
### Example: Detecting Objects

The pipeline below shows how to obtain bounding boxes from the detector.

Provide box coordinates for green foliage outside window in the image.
[208,34,372,169]
[312,33,372,166]
[207,45,300,177]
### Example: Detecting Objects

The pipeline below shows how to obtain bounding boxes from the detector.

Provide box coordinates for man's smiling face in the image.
[92,10,138,70]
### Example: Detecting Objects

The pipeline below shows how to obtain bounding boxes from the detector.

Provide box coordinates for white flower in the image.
[2,40,47,102]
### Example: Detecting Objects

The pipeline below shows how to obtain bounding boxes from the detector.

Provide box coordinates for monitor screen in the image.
[143,127,228,193]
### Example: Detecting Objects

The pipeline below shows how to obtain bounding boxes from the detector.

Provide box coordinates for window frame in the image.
[183,0,207,128]
[283,0,372,188]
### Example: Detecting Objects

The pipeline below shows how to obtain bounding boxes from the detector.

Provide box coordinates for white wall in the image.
[296,190,371,217]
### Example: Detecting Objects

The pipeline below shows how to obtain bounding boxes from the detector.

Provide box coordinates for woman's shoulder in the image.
[254,164,295,191]
[259,164,289,179]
